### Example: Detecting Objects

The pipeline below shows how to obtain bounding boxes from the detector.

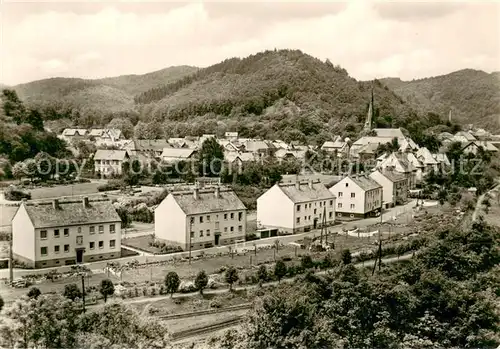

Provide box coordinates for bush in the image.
[97,179,124,192]
[209,299,222,308]
[5,187,31,201]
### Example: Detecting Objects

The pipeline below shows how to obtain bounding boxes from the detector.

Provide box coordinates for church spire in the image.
[364,83,374,132]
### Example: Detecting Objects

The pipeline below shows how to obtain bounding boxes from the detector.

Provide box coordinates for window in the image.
[224,213,228,220]
[98,225,104,234]
[41,247,47,256]
[329,212,333,218]
[98,241,104,249]
[296,217,300,224]
[230,226,234,232]
[90,226,95,234]
[215,222,219,230]
[338,192,343,197]
[90,242,95,249]
[238,212,243,221]
[308,215,311,220]
[297,204,301,212]
[238,225,242,232]
[224,227,228,232]
[40,230,47,239]
[54,229,60,238]
[338,203,343,208]
[54,245,60,253]
[350,204,355,209]
[330,200,333,206]
[351,193,355,198]
[76,236,83,245]
[110,240,116,248]
[64,244,69,253]
[199,216,203,223]
[110,224,115,234]
[207,215,210,222]
[345,183,348,187]
[320,202,322,207]
[206,229,210,236]
[190,231,194,238]
[200,230,204,237]
[190,217,195,224]
[78,227,82,234]
[64,228,69,237]
[314,209,317,214]
[230,213,234,219]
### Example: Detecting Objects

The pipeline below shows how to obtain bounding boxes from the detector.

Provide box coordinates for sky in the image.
[1,1,499,86]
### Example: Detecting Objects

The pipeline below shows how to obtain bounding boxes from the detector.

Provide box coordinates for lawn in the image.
[122,235,161,253]
[29,182,101,200]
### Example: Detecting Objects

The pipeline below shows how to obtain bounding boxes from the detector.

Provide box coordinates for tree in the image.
[199,137,224,177]
[195,270,208,295]
[100,279,115,303]
[11,162,25,182]
[63,283,82,301]
[164,271,181,298]
[26,109,44,131]
[257,265,268,286]
[341,249,352,265]
[27,287,41,299]
[122,159,145,187]
[274,260,287,283]
[108,117,134,139]
[225,266,239,291]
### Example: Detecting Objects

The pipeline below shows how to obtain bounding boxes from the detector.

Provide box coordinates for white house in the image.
[257,180,335,234]
[369,169,408,208]
[416,147,439,173]
[154,187,247,250]
[329,175,383,220]
[377,152,417,189]
[12,197,122,268]
[93,149,129,176]
[160,148,197,163]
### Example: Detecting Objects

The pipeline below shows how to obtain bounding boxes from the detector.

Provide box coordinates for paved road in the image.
[0,200,417,279]
[89,252,415,309]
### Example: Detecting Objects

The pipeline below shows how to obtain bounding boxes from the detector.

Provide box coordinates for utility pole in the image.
[9,231,13,283]
[320,206,327,244]
[81,274,86,313]
[189,221,193,265]
[378,238,382,272]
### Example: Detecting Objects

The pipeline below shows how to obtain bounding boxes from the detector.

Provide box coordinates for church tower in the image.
[363,84,374,132]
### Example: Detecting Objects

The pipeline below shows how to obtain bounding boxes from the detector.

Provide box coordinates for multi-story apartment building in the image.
[370,169,408,208]
[329,175,383,220]
[93,149,129,176]
[12,197,122,268]
[154,187,247,250]
[257,179,336,234]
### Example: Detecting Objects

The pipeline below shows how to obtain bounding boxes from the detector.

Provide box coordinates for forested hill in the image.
[133,49,416,142]
[12,66,197,116]
[380,69,500,131]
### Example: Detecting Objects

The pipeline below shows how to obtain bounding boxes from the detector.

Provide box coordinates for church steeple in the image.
[364,83,374,132]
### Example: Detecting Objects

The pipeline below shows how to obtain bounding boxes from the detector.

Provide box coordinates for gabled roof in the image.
[378,170,407,183]
[278,181,335,203]
[322,136,346,150]
[358,143,379,155]
[21,197,120,229]
[171,188,246,215]
[373,128,405,139]
[225,152,255,163]
[416,147,439,165]
[244,140,273,152]
[469,141,499,152]
[455,131,476,141]
[406,152,424,168]
[349,175,383,191]
[94,149,128,161]
[62,128,87,136]
[133,139,172,152]
[160,148,196,159]
[433,153,450,165]
[275,148,306,159]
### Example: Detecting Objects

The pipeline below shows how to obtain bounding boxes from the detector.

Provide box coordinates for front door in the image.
[76,249,84,263]
[214,233,221,246]
[313,218,318,229]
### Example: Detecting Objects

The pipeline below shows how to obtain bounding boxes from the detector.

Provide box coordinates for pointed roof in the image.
[277,181,335,203]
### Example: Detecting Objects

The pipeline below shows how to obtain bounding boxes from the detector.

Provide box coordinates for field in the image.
[29,182,102,200]
[122,235,161,253]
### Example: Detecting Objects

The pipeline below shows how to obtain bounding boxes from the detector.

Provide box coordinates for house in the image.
[160,148,197,163]
[357,143,379,161]
[123,139,172,158]
[453,131,476,143]
[93,150,129,176]
[433,153,451,167]
[406,152,425,183]
[275,148,307,161]
[225,152,255,168]
[154,187,247,250]
[416,147,439,173]
[462,141,499,155]
[321,136,349,156]
[225,132,239,139]
[12,197,121,268]
[60,128,88,142]
[328,175,383,220]
[369,169,408,208]
[88,129,122,142]
[243,140,275,158]
[257,179,336,234]
[377,152,417,189]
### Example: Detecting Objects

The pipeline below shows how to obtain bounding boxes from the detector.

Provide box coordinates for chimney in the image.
[214,186,220,198]
[82,196,89,208]
[52,199,59,210]
[308,179,313,189]
[295,180,300,190]
[193,187,199,200]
